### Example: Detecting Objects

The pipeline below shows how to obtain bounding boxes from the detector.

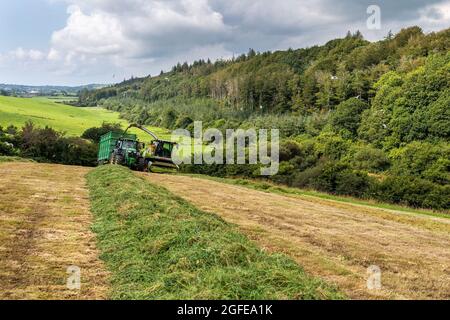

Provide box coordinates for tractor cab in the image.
[153,140,176,158]
[117,139,138,153]
[112,138,141,168]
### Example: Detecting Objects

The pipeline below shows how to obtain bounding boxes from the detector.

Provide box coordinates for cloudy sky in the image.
[0,0,449,86]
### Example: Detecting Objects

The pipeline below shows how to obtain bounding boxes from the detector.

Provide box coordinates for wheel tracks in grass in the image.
[0,162,109,300]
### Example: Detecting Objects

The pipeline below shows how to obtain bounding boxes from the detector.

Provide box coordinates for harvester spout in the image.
[123,123,159,140]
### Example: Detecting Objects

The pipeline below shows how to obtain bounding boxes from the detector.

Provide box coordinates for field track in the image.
[0,162,108,299]
[144,173,450,300]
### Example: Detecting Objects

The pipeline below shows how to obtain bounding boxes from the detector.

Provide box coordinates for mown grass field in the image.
[1,158,448,300]
[0,161,109,299]
[182,175,450,219]
[0,96,171,141]
[87,165,343,299]
[147,173,450,299]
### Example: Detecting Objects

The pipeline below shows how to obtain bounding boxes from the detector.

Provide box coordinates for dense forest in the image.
[77,26,450,210]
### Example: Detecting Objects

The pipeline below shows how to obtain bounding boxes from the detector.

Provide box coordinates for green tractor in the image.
[97,124,179,172]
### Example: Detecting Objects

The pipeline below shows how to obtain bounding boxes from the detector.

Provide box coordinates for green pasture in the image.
[0,96,172,142]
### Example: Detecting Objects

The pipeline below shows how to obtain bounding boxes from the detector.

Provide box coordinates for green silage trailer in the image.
[97,124,179,172]
[97,132,137,164]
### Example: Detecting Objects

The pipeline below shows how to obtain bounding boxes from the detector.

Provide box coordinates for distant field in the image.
[0,96,171,141]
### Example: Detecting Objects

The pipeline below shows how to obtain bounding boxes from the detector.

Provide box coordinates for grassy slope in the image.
[0,156,34,163]
[0,96,171,141]
[87,165,343,300]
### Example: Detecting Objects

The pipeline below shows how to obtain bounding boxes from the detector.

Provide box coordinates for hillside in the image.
[0,96,170,141]
[77,26,450,211]
[78,27,449,126]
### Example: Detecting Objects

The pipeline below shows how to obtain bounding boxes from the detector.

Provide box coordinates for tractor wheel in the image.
[115,155,124,165]
[137,158,146,172]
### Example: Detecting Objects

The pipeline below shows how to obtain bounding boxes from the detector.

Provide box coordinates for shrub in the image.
[316,133,351,160]
[175,115,194,129]
[279,141,302,161]
[0,141,16,156]
[389,141,450,183]
[330,98,368,138]
[344,144,390,172]
[335,170,373,197]
[372,175,449,210]
[309,162,347,193]
[16,122,98,166]
[291,162,325,189]
[81,122,123,143]
[293,160,372,197]
[60,137,98,167]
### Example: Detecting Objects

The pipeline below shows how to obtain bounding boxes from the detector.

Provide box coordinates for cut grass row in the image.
[87,165,343,300]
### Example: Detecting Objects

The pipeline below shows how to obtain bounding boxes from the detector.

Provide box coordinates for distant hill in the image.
[0,83,106,97]
[78,26,449,125]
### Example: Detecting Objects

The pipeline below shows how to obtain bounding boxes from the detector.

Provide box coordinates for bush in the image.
[291,163,325,189]
[17,122,98,166]
[60,137,98,167]
[81,122,123,143]
[389,141,450,184]
[334,170,373,197]
[279,141,302,161]
[0,141,16,156]
[428,90,450,139]
[372,175,449,210]
[291,161,372,197]
[317,133,351,160]
[330,98,368,138]
[175,115,194,129]
[344,144,390,172]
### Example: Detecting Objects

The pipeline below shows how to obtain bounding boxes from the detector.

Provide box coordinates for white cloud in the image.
[419,1,450,24]
[8,48,46,61]
[51,5,126,57]
[0,0,449,85]
[50,0,230,60]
